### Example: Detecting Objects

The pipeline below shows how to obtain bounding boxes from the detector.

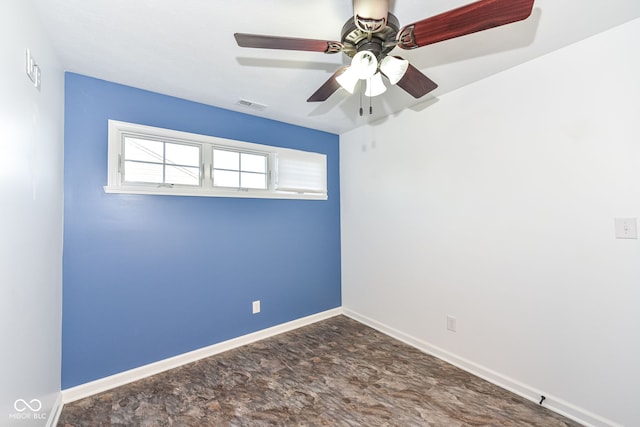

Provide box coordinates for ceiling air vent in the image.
[236,99,267,111]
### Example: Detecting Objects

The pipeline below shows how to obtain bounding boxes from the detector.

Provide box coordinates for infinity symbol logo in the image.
[14,399,42,412]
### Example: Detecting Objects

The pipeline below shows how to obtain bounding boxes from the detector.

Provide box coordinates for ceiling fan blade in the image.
[307,67,349,102]
[395,61,438,98]
[397,0,534,49]
[234,33,343,54]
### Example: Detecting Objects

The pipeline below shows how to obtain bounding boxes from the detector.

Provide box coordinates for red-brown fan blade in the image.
[397,0,534,49]
[307,67,348,102]
[395,61,438,98]
[234,33,343,54]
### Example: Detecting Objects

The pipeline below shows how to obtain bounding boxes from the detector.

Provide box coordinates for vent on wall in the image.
[236,99,267,111]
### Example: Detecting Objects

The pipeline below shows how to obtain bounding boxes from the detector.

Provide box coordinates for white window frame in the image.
[105,120,327,200]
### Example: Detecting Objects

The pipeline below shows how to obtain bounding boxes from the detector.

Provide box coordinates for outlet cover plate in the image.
[447,315,457,332]
[615,218,637,239]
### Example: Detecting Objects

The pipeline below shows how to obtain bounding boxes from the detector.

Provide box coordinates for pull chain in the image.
[369,84,373,115]
[358,80,375,116]
[359,81,364,116]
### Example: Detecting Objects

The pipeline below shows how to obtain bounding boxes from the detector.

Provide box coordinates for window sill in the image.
[103,186,327,200]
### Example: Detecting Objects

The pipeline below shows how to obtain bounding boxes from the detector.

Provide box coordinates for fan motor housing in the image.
[340,12,400,59]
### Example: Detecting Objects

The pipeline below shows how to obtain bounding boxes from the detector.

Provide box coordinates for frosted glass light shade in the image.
[335,67,360,94]
[351,51,378,79]
[380,55,409,85]
[365,72,387,97]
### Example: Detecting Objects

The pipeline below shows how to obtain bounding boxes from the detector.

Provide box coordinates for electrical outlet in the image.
[447,315,457,332]
[252,300,260,314]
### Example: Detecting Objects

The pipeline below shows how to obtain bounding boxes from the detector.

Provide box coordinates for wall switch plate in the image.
[446,315,457,332]
[615,218,637,239]
[25,48,41,89]
[252,300,260,314]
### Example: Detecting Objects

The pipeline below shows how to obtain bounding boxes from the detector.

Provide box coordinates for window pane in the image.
[165,142,199,167]
[124,137,164,163]
[241,172,267,189]
[124,161,163,183]
[213,170,239,188]
[166,165,200,186]
[213,149,239,170]
[241,153,266,173]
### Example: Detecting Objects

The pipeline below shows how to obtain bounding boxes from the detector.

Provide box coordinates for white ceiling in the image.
[32,0,640,135]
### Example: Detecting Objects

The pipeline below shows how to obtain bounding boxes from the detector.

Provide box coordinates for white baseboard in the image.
[45,392,62,427]
[60,306,618,427]
[62,307,343,404]
[343,308,620,427]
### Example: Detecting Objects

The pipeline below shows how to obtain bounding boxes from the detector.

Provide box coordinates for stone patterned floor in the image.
[58,315,582,426]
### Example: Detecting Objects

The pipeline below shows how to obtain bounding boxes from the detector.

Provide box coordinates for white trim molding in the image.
[62,308,343,404]
[61,306,618,427]
[342,308,622,427]
[45,393,63,427]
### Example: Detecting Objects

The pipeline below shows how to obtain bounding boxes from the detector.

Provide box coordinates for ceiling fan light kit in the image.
[234,0,535,105]
[335,50,384,96]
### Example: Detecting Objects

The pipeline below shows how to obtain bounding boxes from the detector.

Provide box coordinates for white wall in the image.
[0,1,64,426]
[341,18,640,427]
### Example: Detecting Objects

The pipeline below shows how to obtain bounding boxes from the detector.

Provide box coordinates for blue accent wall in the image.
[62,73,341,388]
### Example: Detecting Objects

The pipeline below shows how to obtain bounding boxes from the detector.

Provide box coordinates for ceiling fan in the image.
[234,0,535,103]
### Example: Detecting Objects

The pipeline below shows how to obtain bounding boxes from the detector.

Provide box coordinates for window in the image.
[105,120,327,200]
[123,137,201,186]
[212,148,268,190]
